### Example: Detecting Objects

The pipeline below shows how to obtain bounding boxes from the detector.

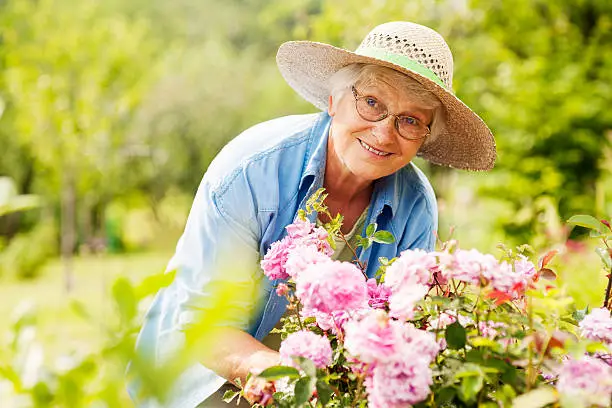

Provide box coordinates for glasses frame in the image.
[351,86,431,141]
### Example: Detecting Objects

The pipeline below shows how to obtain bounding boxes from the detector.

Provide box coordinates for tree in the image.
[0,0,162,289]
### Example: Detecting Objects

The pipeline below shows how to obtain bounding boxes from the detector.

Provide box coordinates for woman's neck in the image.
[322,141,374,233]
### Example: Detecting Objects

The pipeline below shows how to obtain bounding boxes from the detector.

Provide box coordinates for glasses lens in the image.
[356,96,386,121]
[397,116,429,140]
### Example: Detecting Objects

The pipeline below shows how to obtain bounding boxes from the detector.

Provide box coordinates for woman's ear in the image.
[327,95,336,117]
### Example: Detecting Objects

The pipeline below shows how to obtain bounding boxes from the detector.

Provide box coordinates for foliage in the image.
[567,215,612,308]
[0,221,57,279]
[0,176,51,279]
[0,0,611,257]
[0,177,41,218]
[0,269,175,407]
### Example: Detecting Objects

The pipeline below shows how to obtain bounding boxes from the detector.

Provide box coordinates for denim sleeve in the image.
[168,177,266,335]
[129,177,268,407]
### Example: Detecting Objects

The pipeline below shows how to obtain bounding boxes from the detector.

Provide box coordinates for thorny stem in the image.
[527,294,535,390]
[469,293,482,314]
[603,239,612,309]
[337,230,368,280]
[351,370,368,408]
[319,206,368,280]
[432,274,447,296]
[604,274,612,310]
[294,297,304,330]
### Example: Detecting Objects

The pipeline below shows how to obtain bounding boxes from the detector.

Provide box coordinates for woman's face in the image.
[327,81,433,182]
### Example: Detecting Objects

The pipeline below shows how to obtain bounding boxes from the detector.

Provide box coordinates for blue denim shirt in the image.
[129,112,437,407]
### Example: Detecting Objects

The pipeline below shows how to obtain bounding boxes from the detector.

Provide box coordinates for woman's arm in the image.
[198,327,279,385]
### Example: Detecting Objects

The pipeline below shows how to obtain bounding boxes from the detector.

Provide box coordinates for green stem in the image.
[603,238,612,309]
[527,294,535,390]
[294,299,304,330]
[337,230,368,280]
[351,371,367,408]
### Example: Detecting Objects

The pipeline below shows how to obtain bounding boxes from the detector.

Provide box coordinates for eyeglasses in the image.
[351,86,431,141]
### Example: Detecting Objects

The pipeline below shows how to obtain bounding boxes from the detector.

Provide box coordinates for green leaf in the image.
[257,365,300,380]
[316,380,333,406]
[470,336,499,349]
[135,269,176,300]
[294,376,316,406]
[435,387,456,404]
[465,349,484,363]
[70,300,91,320]
[111,277,137,323]
[445,321,467,349]
[365,223,377,237]
[358,236,372,250]
[572,306,589,322]
[222,389,239,403]
[372,230,395,244]
[458,374,483,403]
[511,386,558,408]
[295,356,316,378]
[595,247,612,269]
[31,382,53,405]
[567,215,607,232]
[483,358,509,373]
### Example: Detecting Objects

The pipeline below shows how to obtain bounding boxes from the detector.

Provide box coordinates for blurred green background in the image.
[0,0,611,406]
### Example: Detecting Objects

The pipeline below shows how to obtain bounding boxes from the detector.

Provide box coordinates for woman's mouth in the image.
[358,139,391,157]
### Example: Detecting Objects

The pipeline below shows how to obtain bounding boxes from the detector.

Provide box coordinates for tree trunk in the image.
[61,172,77,292]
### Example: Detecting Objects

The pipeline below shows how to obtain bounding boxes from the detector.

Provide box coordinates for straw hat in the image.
[276,21,496,171]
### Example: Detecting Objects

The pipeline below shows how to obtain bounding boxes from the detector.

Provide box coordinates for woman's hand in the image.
[199,326,280,386]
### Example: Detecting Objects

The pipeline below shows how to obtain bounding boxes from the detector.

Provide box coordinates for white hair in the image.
[327,63,445,143]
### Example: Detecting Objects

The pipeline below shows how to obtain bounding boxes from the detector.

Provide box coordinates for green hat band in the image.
[356,47,447,90]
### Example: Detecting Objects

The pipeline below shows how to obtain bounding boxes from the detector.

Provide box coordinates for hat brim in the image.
[276,41,496,171]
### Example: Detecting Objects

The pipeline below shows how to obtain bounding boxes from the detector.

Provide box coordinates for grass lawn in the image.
[0,251,172,361]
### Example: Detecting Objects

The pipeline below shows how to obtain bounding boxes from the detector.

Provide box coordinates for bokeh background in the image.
[1,0,611,406]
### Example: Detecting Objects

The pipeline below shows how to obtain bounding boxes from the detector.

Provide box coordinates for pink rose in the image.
[279,330,332,369]
[295,261,368,315]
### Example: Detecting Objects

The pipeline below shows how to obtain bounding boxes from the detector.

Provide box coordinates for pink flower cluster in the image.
[243,376,275,406]
[428,312,473,331]
[260,218,333,281]
[579,308,612,345]
[557,356,612,407]
[366,278,391,309]
[442,250,537,300]
[344,310,439,407]
[384,249,436,320]
[279,330,333,369]
[385,249,437,288]
[442,249,498,285]
[478,320,508,341]
[295,260,369,318]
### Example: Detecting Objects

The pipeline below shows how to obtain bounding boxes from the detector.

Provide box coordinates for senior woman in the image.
[129,21,495,407]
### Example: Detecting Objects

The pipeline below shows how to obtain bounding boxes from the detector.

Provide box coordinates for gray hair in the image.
[328,63,445,143]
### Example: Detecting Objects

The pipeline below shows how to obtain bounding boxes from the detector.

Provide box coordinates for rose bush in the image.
[223,191,612,408]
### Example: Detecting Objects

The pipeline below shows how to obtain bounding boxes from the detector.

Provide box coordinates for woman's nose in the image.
[372,116,397,143]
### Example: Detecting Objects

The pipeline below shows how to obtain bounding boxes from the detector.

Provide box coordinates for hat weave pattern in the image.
[357,23,453,90]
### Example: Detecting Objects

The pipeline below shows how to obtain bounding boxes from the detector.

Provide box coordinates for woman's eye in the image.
[400,116,419,126]
[365,97,378,108]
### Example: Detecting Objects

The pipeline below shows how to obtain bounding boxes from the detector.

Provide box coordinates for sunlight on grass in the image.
[0,252,171,361]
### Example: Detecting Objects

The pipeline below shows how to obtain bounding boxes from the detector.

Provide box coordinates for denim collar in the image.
[300,112,331,191]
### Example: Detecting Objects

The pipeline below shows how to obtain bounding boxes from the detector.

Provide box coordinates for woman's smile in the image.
[357,138,392,157]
